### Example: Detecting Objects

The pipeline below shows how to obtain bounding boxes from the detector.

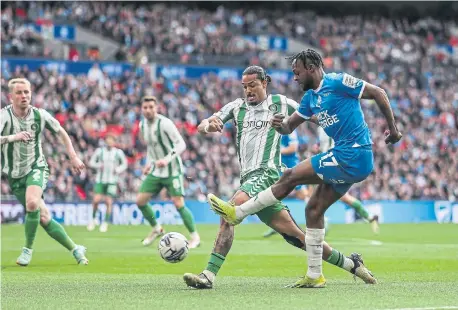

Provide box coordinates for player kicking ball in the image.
[1,78,88,266]
[208,50,402,288]
[264,128,379,239]
[183,66,376,289]
[135,96,200,248]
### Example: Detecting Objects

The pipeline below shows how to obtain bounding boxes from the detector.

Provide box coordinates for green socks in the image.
[350,199,370,220]
[206,253,226,275]
[326,248,354,271]
[24,209,40,249]
[177,206,196,233]
[92,206,111,222]
[326,248,345,267]
[104,211,111,223]
[138,204,157,227]
[42,219,76,251]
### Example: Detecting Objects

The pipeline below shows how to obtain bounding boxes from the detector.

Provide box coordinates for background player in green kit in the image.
[135,96,201,248]
[183,66,375,289]
[0,78,88,266]
[87,134,128,232]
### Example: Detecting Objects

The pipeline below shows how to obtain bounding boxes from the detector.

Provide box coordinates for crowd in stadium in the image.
[1,2,457,202]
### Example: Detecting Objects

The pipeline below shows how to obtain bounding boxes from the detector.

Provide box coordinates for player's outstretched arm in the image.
[270,112,309,135]
[197,116,224,135]
[58,128,86,174]
[361,83,402,145]
[88,148,102,169]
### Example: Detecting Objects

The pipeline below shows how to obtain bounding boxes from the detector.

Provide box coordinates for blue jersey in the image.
[281,131,300,168]
[297,72,373,149]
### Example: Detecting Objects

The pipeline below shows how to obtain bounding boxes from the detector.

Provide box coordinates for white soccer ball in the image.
[158,232,189,263]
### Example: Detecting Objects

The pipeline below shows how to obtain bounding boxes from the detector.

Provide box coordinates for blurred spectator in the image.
[68,44,79,61]
[87,46,100,61]
[1,58,456,201]
[1,2,457,201]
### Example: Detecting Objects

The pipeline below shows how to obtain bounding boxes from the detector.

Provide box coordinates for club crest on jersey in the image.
[31,123,38,131]
[268,104,279,113]
[316,96,322,108]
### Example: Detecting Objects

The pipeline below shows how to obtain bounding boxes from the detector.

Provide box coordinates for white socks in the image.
[235,188,280,220]
[153,224,163,232]
[342,257,355,271]
[305,228,325,279]
[203,269,216,282]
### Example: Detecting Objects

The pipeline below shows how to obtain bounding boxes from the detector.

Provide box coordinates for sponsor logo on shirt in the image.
[243,120,270,129]
[342,73,359,89]
[316,110,340,129]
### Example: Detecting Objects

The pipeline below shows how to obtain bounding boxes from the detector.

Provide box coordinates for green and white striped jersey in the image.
[214,94,298,178]
[89,146,128,184]
[0,105,62,179]
[139,114,186,178]
[317,126,335,152]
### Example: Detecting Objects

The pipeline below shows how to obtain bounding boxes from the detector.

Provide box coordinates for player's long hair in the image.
[242,66,272,84]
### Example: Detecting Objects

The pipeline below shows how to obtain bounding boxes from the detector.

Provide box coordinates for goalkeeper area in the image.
[2,223,457,310]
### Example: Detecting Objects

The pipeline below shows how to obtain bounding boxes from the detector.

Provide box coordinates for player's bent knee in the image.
[25,198,41,211]
[171,197,184,208]
[136,194,149,206]
[281,232,305,249]
[279,168,302,189]
[280,168,293,182]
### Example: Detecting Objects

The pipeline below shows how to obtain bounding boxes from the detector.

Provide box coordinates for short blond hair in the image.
[8,78,31,93]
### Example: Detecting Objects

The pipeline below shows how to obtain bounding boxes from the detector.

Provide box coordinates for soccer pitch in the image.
[2,223,458,310]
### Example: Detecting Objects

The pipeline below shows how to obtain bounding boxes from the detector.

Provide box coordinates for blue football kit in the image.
[281,131,306,192]
[297,72,374,194]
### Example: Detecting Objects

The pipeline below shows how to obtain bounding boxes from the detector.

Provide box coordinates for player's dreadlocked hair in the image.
[242,66,272,84]
[286,49,324,69]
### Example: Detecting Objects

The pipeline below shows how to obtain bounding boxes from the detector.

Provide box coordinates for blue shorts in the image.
[311,146,374,195]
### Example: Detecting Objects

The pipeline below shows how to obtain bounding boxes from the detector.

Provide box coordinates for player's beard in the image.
[246,94,267,105]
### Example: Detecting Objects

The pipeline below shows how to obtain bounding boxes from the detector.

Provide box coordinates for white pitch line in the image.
[382,306,458,310]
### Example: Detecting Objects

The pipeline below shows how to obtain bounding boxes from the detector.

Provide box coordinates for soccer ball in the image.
[158,232,189,263]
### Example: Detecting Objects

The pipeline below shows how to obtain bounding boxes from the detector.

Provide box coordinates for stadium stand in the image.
[1,2,457,202]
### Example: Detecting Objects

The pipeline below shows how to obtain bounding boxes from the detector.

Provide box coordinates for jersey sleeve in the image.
[41,109,62,134]
[285,97,299,116]
[115,149,128,174]
[0,109,8,134]
[89,148,102,169]
[213,99,238,123]
[296,92,313,119]
[333,73,366,99]
[163,119,186,155]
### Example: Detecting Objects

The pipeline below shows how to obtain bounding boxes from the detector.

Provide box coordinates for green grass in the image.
[2,223,458,309]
